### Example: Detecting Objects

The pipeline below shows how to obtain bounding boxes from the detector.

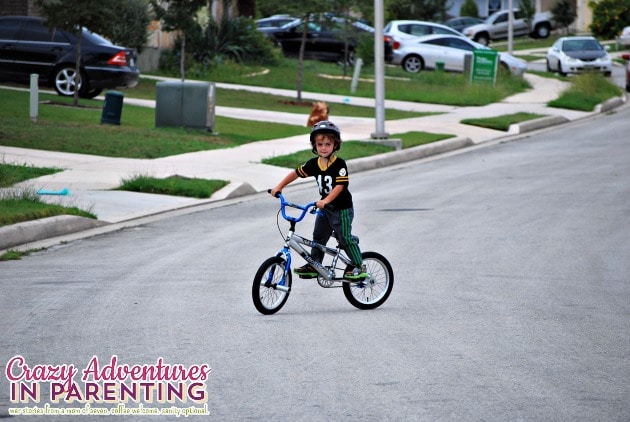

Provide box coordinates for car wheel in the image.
[558,62,566,77]
[534,23,550,39]
[402,55,424,73]
[53,65,83,97]
[339,49,355,66]
[474,33,489,46]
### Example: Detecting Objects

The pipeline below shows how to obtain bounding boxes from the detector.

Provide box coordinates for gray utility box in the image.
[155,81,215,131]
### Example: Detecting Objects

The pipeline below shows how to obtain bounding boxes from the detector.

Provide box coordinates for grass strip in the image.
[461,112,548,131]
[116,175,229,199]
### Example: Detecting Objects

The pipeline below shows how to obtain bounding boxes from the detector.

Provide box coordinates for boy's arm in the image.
[270,171,298,197]
[316,184,344,209]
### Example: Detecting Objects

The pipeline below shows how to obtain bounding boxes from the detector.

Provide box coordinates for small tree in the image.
[460,0,479,18]
[106,0,152,53]
[150,0,207,81]
[36,0,123,105]
[551,0,576,35]
[386,0,450,22]
[519,0,536,32]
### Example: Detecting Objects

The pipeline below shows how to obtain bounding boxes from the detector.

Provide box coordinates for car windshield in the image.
[563,39,602,52]
[280,19,301,29]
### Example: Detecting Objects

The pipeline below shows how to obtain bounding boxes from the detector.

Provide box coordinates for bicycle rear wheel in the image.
[252,256,292,315]
[343,251,393,310]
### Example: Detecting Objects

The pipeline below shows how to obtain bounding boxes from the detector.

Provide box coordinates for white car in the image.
[388,34,527,76]
[384,20,463,44]
[619,26,630,48]
[546,36,612,77]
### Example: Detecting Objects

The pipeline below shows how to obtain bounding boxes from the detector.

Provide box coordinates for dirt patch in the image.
[278,100,314,107]
[40,100,101,110]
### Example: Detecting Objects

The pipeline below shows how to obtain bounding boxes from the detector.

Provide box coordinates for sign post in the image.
[470,49,499,85]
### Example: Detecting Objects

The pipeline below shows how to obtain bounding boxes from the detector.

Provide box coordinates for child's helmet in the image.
[310,120,342,154]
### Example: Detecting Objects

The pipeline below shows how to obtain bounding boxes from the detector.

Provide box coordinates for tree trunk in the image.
[296,18,309,104]
[73,30,82,107]
[180,34,186,82]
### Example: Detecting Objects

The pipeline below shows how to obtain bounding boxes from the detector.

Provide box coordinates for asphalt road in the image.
[1,106,629,421]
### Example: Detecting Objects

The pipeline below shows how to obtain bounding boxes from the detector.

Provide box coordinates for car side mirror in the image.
[604,45,611,51]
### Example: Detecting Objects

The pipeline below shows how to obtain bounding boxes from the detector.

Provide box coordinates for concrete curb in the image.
[595,95,626,113]
[349,136,474,173]
[0,215,108,250]
[508,115,570,134]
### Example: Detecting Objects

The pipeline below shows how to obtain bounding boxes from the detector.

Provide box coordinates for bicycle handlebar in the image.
[268,189,320,223]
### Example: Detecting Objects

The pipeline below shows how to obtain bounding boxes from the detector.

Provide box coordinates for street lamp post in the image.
[372,0,389,139]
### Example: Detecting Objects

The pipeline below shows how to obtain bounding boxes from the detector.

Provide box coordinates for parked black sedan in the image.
[0,16,139,98]
[260,17,390,64]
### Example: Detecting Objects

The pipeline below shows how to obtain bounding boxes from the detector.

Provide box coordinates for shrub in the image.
[552,0,577,35]
[589,0,630,39]
[196,16,281,66]
[460,0,479,18]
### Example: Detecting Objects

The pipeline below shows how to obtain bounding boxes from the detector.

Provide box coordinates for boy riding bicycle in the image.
[270,120,367,280]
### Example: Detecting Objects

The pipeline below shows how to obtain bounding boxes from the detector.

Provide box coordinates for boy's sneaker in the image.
[344,264,368,280]
[294,264,318,278]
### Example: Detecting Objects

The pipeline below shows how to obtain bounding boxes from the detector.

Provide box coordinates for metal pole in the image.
[372,0,389,139]
[508,0,514,55]
[30,74,38,123]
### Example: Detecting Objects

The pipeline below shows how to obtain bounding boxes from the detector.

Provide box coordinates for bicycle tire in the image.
[342,251,393,310]
[252,256,292,315]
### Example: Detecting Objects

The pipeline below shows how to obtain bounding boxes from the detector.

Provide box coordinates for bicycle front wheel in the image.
[343,251,393,310]
[252,256,292,315]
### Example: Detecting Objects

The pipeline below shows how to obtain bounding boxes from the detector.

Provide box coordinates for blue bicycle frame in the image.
[268,193,354,292]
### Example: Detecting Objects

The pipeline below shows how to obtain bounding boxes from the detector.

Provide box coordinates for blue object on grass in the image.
[37,188,70,196]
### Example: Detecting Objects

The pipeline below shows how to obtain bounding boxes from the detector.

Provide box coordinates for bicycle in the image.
[252,192,394,315]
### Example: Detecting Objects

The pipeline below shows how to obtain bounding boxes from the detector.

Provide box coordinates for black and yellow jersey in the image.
[295,154,353,210]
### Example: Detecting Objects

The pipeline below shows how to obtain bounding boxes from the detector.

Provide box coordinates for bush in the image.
[196,16,281,66]
[105,0,151,53]
[460,0,479,18]
[356,32,376,65]
[159,16,281,74]
[589,0,630,39]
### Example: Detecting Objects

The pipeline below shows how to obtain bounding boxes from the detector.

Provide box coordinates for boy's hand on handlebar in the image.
[315,200,328,209]
[269,187,281,198]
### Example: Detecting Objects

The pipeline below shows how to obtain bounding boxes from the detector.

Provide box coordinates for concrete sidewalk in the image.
[0,73,626,251]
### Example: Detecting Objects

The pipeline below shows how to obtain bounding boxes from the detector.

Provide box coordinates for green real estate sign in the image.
[471,49,498,85]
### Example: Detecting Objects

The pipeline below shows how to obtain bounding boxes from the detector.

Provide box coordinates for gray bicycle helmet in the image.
[310,120,342,153]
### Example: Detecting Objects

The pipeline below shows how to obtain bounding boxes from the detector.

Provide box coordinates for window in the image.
[0,18,21,40]
[21,21,67,43]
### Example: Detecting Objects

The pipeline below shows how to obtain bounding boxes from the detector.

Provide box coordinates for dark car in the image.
[622,53,630,93]
[443,16,484,33]
[256,15,297,29]
[261,17,391,64]
[0,16,139,98]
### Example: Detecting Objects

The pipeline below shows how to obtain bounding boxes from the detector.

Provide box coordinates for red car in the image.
[622,53,630,93]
